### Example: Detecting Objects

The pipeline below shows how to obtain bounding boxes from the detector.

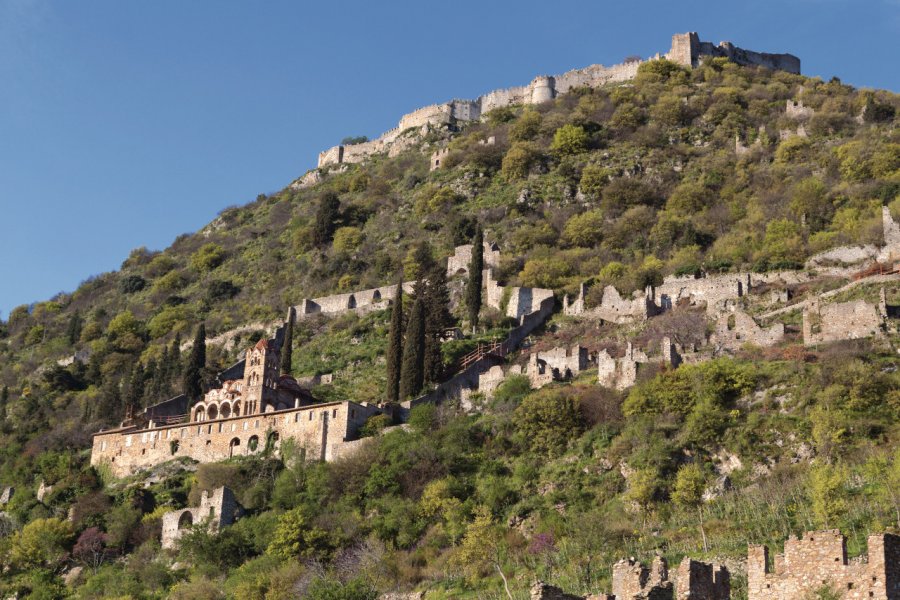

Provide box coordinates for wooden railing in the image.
[153,414,188,426]
[458,340,507,370]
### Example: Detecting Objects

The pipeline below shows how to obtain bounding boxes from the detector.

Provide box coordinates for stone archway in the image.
[347,294,357,309]
[232,401,241,417]
[229,437,240,458]
[193,406,206,422]
[178,511,194,530]
[220,402,231,419]
[207,404,219,420]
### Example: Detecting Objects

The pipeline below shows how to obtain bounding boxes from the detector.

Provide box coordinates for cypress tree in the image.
[0,386,7,422]
[183,324,206,403]
[125,362,145,413]
[399,293,426,400]
[313,191,341,246]
[423,266,452,385]
[465,226,484,331]
[66,311,83,345]
[280,307,296,376]
[385,281,404,402]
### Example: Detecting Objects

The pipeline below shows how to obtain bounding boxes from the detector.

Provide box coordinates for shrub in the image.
[502,142,542,180]
[579,164,610,199]
[118,274,147,294]
[206,279,241,303]
[190,243,227,272]
[332,226,364,253]
[514,388,584,456]
[510,110,542,141]
[8,517,74,571]
[550,124,589,156]
[562,209,605,247]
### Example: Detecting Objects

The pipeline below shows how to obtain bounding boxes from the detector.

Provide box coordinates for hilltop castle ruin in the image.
[308,32,799,173]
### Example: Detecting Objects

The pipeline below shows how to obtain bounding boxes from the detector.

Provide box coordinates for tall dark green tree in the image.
[465,226,484,330]
[125,362,145,415]
[0,386,7,422]
[385,281,404,402]
[183,324,206,403]
[313,191,341,246]
[423,266,453,385]
[66,311,83,345]
[280,307,296,376]
[399,291,426,400]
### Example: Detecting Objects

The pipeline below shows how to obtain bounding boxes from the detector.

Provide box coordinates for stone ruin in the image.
[748,529,900,599]
[598,339,682,391]
[802,297,884,346]
[530,555,727,599]
[711,309,785,351]
[611,555,729,600]
[445,241,501,277]
[310,32,798,174]
[0,486,12,505]
[161,486,241,549]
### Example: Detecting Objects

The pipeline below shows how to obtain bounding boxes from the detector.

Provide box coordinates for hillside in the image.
[0,51,898,599]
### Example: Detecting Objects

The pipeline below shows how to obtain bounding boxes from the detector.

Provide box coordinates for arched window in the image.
[194,406,206,422]
[220,402,231,419]
[248,435,259,453]
[372,290,382,302]
[178,511,193,530]
[207,404,218,420]
[229,437,240,458]
[347,295,357,309]
[233,401,241,417]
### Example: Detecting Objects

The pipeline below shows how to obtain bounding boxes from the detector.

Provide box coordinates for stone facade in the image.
[802,299,883,346]
[613,555,674,599]
[314,33,799,170]
[598,339,681,391]
[711,309,785,351]
[295,281,417,320]
[161,486,240,549]
[674,557,730,600]
[91,400,380,478]
[748,530,900,599]
[446,242,501,277]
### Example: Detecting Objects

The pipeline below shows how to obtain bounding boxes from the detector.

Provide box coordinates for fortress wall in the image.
[91,401,379,478]
[748,530,900,600]
[295,282,415,319]
[803,299,883,345]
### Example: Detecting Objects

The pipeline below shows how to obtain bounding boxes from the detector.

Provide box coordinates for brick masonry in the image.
[748,530,900,599]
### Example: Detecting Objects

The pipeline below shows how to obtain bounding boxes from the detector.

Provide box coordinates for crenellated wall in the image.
[312,32,799,171]
[748,530,900,599]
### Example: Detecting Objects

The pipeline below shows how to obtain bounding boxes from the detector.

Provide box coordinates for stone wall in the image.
[446,242,501,277]
[0,486,13,505]
[565,284,661,324]
[674,557,729,600]
[748,530,900,599]
[295,282,416,320]
[657,273,750,315]
[711,309,784,351]
[91,401,380,478]
[161,486,240,549]
[598,338,681,391]
[669,32,800,73]
[802,299,883,346]
[613,555,673,599]
[403,295,555,413]
[314,33,799,170]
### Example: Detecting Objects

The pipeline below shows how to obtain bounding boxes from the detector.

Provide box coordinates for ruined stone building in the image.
[161,486,241,549]
[446,241,501,277]
[748,530,900,599]
[711,309,785,351]
[611,555,729,600]
[802,298,884,346]
[598,339,682,390]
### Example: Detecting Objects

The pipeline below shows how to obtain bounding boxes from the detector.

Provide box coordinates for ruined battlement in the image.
[313,32,799,170]
[161,486,241,549]
[748,530,900,599]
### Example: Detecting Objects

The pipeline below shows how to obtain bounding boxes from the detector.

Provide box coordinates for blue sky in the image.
[1,0,898,318]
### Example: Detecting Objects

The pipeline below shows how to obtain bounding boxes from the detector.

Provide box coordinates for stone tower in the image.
[242,339,280,415]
